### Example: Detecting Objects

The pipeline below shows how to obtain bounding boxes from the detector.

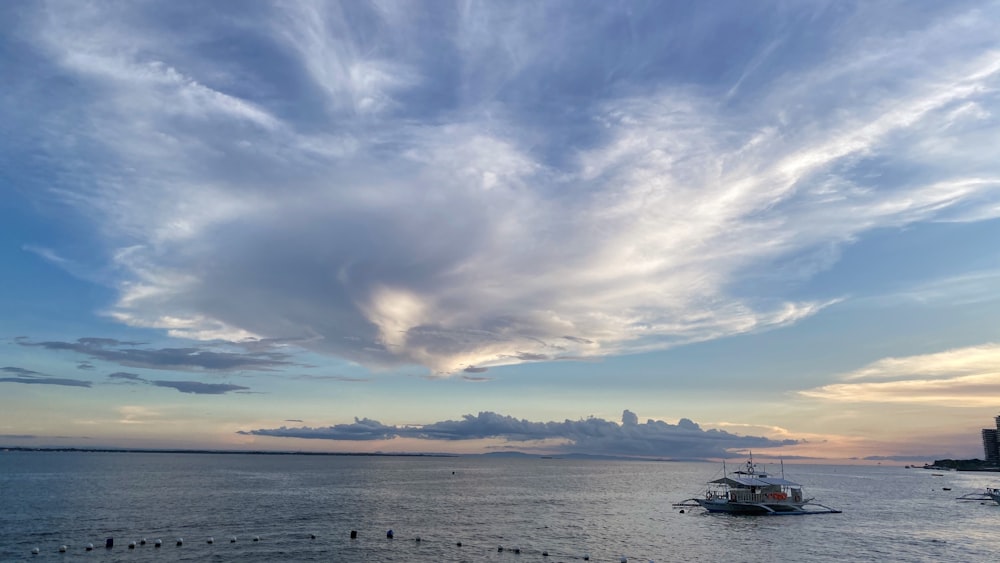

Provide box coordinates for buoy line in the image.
[25,528,661,561]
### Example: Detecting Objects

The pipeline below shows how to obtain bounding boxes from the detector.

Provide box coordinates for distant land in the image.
[925,458,1000,472]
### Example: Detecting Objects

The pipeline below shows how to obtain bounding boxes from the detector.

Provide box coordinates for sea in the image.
[2,451,999,562]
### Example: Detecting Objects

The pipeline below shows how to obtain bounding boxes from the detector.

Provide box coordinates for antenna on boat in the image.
[781,459,785,479]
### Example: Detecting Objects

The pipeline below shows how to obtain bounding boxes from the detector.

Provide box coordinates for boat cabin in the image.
[708,474,804,504]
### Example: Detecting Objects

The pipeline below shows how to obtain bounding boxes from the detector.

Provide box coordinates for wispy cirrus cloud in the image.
[461,375,491,383]
[149,380,250,395]
[889,269,1000,306]
[17,337,295,372]
[108,372,144,382]
[6,1,1000,375]
[118,405,158,425]
[0,363,253,395]
[0,366,92,388]
[104,371,250,395]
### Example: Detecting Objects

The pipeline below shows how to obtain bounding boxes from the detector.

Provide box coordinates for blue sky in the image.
[2,0,1000,461]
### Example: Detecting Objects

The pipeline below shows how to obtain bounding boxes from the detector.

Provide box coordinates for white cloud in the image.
[117,405,159,425]
[14,2,1000,374]
[841,343,1000,382]
[801,343,1000,406]
[892,269,1000,306]
[273,1,420,116]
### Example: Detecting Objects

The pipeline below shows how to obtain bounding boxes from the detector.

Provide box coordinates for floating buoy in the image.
[154,539,162,547]
[583,555,590,561]
[310,534,316,540]
[456,541,462,547]
[513,546,520,553]
[350,530,357,539]
[621,557,628,563]
[386,530,394,539]
[207,537,214,544]
[231,537,237,543]
[128,541,136,549]
[253,536,260,542]
[106,538,114,549]
[498,545,504,552]
[31,547,39,555]
[679,509,685,513]
[140,538,147,545]
[86,544,93,551]
[176,538,183,546]
[543,550,550,556]
[59,545,67,553]
[415,536,421,542]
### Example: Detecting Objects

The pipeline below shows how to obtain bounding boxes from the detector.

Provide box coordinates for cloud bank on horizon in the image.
[3,0,1000,376]
[240,409,796,459]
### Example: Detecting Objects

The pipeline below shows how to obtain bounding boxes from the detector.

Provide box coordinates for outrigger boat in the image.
[674,455,841,515]
[957,488,1000,504]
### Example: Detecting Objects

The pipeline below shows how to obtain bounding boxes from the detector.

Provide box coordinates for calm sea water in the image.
[2,451,1000,562]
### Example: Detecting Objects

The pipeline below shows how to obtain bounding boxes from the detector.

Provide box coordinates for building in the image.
[983,429,999,465]
[982,415,1000,466]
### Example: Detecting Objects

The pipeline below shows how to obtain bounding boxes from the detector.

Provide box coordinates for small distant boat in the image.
[674,454,841,515]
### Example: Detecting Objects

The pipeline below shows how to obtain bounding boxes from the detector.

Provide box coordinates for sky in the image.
[2,0,1000,462]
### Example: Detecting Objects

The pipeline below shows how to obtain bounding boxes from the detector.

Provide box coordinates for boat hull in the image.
[694,498,824,515]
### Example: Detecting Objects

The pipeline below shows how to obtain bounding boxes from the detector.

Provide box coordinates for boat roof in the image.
[709,476,801,487]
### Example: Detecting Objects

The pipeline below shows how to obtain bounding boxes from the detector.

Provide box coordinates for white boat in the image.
[674,455,841,515]
[957,487,1000,504]
[990,488,1000,504]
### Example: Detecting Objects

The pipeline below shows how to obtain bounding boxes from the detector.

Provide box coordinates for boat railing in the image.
[729,491,793,504]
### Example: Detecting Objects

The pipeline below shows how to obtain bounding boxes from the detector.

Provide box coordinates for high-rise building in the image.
[982,415,1000,466]
[983,429,999,466]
